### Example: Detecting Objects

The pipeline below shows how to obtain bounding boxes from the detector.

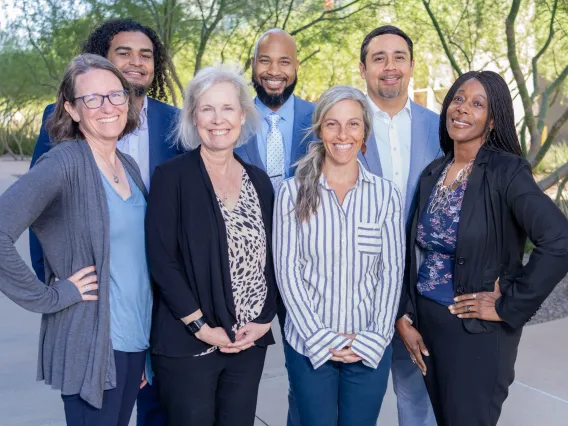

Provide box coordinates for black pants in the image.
[62,350,145,426]
[152,346,267,426]
[417,296,522,426]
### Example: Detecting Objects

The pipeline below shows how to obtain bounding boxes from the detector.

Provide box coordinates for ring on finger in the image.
[84,284,89,292]
[466,305,471,313]
[411,358,416,364]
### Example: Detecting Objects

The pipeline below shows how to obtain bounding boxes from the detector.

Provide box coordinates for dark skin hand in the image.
[448,280,503,321]
[395,319,429,376]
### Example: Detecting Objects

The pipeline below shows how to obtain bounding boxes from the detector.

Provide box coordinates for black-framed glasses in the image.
[73,90,129,109]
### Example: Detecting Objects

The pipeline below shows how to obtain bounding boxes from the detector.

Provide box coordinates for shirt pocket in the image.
[356,222,382,255]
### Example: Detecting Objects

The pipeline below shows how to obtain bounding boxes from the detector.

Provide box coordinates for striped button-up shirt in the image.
[273,163,405,369]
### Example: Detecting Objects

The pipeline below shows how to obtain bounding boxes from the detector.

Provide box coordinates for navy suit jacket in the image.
[234,96,315,177]
[29,97,181,282]
[358,100,442,221]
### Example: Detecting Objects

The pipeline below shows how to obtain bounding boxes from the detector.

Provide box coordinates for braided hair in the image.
[440,70,522,156]
[81,18,169,101]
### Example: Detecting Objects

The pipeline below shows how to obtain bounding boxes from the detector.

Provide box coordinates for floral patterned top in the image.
[416,164,469,306]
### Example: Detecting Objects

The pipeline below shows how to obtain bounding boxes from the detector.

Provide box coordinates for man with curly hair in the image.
[29,18,180,426]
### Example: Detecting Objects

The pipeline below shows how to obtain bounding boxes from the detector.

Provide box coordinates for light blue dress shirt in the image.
[255,95,295,174]
[101,171,152,353]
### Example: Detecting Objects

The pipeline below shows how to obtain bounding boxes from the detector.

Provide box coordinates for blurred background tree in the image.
[1,0,566,205]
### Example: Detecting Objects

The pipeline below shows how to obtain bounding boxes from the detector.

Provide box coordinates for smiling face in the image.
[446,78,492,145]
[64,68,129,144]
[252,31,299,109]
[360,34,414,103]
[195,81,245,151]
[107,31,155,96]
[320,99,365,168]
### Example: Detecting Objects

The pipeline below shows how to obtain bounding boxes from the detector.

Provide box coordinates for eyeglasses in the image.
[73,90,129,109]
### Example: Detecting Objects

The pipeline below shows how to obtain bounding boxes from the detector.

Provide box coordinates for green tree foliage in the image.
[1,0,566,189]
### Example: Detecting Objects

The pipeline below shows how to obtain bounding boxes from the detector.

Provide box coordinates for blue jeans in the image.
[391,332,436,426]
[285,341,392,426]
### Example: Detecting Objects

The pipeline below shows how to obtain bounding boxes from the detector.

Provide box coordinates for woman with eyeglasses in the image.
[0,54,151,426]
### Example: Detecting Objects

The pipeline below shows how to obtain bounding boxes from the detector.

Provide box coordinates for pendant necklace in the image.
[94,150,120,184]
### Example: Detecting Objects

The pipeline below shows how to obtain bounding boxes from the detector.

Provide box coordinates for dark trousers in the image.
[152,346,267,426]
[62,350,145,426]
[136,378,167,426]
[284,341,392,426]
[417,295,522,426]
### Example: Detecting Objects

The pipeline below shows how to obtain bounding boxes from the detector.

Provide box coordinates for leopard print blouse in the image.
[195,169,268,356]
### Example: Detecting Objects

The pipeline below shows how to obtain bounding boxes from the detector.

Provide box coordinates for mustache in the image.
[379,74,403,80]
[252,73,297,108]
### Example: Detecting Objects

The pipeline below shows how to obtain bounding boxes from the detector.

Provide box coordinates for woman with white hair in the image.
[273,85,405,425]
[145,66,277,426]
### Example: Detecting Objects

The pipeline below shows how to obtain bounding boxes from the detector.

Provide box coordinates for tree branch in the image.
[531,0,558,95]
[506,0,540,163]
[539,162,568,191]
[422,0,463,76]
[533,107,568,166]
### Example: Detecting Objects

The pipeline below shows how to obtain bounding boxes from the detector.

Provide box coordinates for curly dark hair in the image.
[81,18,169,101]
[440,71,522,156]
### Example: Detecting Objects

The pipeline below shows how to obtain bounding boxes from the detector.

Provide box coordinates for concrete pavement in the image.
[1,156,567,425]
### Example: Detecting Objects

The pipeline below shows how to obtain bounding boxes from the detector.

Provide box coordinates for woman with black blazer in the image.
[395,70,568,426]
[145,66,277,426]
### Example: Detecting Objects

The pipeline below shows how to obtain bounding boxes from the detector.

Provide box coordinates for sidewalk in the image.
[1,157,567,425]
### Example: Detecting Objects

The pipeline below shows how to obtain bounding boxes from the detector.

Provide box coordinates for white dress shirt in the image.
[367,95,412,207]
[273,163,405,369]
[117,96,150,190]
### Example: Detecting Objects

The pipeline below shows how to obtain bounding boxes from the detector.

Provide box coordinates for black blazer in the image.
[146,147,277,357]
[399,146,568,332]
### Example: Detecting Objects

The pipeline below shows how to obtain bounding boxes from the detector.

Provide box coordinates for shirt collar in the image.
[318,160,374,190]
[255,94,295,122]
[366,95,412,119]
[136,96,149,130]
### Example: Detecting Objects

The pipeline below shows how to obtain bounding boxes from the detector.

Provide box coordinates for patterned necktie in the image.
[266,113,285,190]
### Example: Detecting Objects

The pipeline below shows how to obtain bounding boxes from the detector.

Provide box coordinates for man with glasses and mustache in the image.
[358,25,441,426]
[234,28,314,426]
[29,18,180,426]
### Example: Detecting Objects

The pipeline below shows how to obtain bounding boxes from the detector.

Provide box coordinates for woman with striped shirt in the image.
[273,85,405,426]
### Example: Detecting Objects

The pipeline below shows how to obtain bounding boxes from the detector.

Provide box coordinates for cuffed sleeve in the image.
[351,185,405,368]
[273,183,349,369]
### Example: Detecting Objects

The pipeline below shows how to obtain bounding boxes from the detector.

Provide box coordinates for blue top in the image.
[255,95,295,172]
[416,166,469,306]
[101,170,152,352]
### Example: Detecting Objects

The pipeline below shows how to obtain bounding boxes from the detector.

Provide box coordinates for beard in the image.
[131,83,149,98]
[378,84,402,99]
[252,74,298,108]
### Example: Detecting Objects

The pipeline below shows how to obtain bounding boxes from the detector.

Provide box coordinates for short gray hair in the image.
[295,85,372,221]
[177,65,259,151]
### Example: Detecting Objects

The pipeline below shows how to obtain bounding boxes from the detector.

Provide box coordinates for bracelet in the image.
[402,314,413,326]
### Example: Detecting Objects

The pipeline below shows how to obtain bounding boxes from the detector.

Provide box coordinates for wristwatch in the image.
[186,316,207,334]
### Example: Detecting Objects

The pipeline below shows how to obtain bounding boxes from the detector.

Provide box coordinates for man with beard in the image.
[235,29,314,190]
[29,18,179,426]
[358,25,440,426]
[234,28,314,426]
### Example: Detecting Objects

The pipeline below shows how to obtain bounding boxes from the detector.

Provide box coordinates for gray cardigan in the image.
[0,140,147,408]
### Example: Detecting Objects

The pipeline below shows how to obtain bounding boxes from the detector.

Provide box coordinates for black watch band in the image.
[186,316,207,334]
